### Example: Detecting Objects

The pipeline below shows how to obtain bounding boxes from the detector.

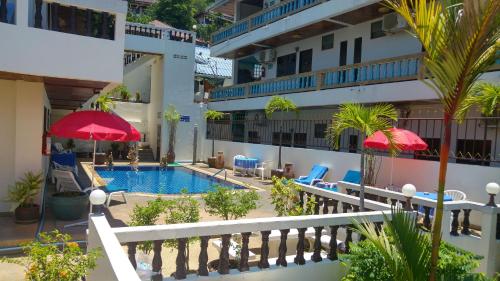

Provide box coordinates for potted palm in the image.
[384,1,499,278]
[265,96,298,171]
[327,103,398,211]
[7,172,43,224]
[164,105,181,163]
[204,110,224,168]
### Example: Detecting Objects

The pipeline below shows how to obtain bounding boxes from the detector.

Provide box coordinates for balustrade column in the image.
[345,225,353,253]
[461,209,471,235]
[327,225,339,260]
[218,234,231,274]
[331,199,339,214]
[423,206,432,230]
[314,195,320,215]
[299,191,304,208]
[175,238,187,280]
[239,232,251,272]
[450,210,461,236]
[198,236,209,276]
[323,197,330,214]
[276,229,290,267]
[294,228,307,265]
[258,231,271,269]
[152,240,164,281]
[311,226,323,262]
[127,242,138,269]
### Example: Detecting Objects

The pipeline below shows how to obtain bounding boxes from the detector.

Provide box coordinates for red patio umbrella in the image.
[364,128,428,186]
[50,110,141,186]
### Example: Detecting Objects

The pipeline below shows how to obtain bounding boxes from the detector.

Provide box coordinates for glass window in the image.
[321,33,334,50]
[370,20,385,39]
[314,124,327,138]
[276,53,297,77]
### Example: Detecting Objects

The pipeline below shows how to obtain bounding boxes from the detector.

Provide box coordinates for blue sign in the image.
[180,115,190,122]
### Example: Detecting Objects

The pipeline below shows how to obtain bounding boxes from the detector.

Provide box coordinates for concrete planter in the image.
[49,192,89,221]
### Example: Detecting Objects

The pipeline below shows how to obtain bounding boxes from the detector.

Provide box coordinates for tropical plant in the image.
[327,103,398,210]
[129,198,166,253]
[204,110,225,157]
[164,105,181,163]
[7,171,43,211]
[0,231,100,281]
[384,1,500,278]
[270,177,316,216]
[202,185,259,220]
[265,96,298,169]
[346,208,492,281]
[95,92,116,112]
[459,82,499,119]
[163,190,200,271]
[109,84,131,101]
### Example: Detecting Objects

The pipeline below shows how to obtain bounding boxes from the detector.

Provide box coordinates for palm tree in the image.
[327,103,397,211]
[459,82,500,118]
[95,92,115,112]
[384,1,499,279]
[164,105,181,163]
[264,96,298,170]
[204,109,225,158]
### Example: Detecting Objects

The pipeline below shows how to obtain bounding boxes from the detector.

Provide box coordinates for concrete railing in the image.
[88,210,391,281]
[209,53,424,101]
[125,22,195,43]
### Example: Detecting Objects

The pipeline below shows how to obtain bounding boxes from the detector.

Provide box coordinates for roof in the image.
[195,46,233,79]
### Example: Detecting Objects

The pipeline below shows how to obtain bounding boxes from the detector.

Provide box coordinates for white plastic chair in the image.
[254,160,273,180]
[444,190,466,201]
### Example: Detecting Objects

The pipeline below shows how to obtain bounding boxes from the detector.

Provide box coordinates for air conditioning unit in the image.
[258,49,276,63]
[382,13,408,33]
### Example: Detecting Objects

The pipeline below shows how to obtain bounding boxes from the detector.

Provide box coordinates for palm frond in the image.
[264,96,298,118]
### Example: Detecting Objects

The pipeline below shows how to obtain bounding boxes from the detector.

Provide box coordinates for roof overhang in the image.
[207,0,235,17]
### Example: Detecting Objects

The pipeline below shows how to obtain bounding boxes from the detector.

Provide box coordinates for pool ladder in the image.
[211,168,227,181]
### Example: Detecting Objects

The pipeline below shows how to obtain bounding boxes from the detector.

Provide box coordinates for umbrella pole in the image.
[390,156,394,186]
[91,139,96,188]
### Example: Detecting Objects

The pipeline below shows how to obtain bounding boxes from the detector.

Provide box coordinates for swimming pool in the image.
[95,166,246,194]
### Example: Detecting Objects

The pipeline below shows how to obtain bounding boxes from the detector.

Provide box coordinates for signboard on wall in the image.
[180,115,190,122]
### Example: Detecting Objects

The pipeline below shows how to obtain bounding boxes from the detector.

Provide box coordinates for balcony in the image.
[209,53,424,101]
[125,22,194,43]
[87,181,500,280]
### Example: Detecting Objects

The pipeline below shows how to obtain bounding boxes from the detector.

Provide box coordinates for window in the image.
[370,20,385,39]
[299,49,313,73]
[339,41,348,66]
[348,135,358,153]
[276,53,297,77]
[415,138,440,161]
[322,34,334,50]
[248,131,260,144]
[273,132,292,147]
[293,133,307,148]
[455,139,492,166]
[314,123,327,138]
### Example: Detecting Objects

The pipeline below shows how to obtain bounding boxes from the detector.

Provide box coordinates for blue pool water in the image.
[95,166,246,194]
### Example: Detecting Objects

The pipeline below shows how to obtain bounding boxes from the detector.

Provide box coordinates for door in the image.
[339,41,348,83]
[298,49,313,73]
[353,37,362,81]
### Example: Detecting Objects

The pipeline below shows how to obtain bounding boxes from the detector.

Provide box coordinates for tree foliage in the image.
[458,82,500,119]
[204,109,224,121]
[202,185,259,220]
[270,177,316,216]
[149,0,197,30]
[95,92,116,112]
[264,96,298,118]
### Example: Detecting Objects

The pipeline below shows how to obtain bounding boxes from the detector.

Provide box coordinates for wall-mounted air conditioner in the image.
[258,49,276,63]
[382,13,408,33]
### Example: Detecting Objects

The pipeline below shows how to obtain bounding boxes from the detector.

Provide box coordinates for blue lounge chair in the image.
[314,170,361,191]
[295,165,329,185]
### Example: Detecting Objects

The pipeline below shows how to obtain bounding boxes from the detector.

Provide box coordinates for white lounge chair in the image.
[52,170,127,207]
[444,190,466,201]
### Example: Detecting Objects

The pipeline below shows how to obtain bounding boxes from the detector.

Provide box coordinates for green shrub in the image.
[270,177,316,216]
[129,198,166,253]
[7,171,43,211]
[202,185,259,220]
[1,231,100,281]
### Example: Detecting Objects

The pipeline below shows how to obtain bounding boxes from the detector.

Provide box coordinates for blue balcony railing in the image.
[210,53,425,101]
[211,0,324,44]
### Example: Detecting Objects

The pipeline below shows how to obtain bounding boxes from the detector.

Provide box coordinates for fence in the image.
[207,117,500,166]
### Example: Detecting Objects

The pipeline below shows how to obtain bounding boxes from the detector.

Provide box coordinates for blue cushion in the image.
[295,165,328,184]
[342,170,361,184]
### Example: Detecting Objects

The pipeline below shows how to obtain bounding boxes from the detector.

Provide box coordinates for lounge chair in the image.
[294,164,329,185]
[314,170,361,191]
[52,169,127,207]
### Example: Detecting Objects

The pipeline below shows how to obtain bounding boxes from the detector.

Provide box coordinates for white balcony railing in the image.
[125,22,195,43]
[87,182,499,280]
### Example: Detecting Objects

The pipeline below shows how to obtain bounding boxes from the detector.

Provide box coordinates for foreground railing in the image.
[125,22,195,43]
[212,0,325,44]
[209,53,424,101]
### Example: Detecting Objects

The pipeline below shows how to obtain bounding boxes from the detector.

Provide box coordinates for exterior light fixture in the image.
[402,183,416,211]
[485,182,499,207]
[89,189,107,214]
